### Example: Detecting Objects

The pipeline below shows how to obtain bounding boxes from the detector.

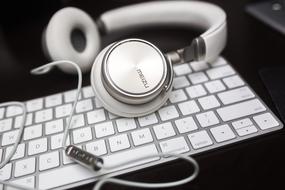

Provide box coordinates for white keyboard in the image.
[0,57,283,190]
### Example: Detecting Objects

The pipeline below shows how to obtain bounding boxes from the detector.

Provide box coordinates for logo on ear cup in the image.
[136,69,149,88]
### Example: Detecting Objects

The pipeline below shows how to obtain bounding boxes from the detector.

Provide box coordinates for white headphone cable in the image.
[0,60,81,190]
[94,152,199,190]
[0,60,199,190]
[30,60,83,150]
[0,102,30,189]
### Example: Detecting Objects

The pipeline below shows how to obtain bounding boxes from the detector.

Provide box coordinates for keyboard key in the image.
[210,57,227,67]
[178,100,200,116]
[253,113,279,130]
[204,80,226,93]
[14,115,23,129]
[35,109,53,123]
[158,105,179,121]
[64,90,82,103]
[198,95,220,110]
[138,113,158,127]
[186,84,207,98]
[0,163,12,180]
[26,98,43,112]
[83,86,95,98]
[102,144,159,169]
[0,118,12,132]
[10,176,35,189]
[51,133,70,150]
[207,65,235,79]
[109,134,130,152]
[175,116,198,133]
[169,89,187,104]
[25,113,33,126]
[76,99,93,113]
[223,75,244,89]
[131,128,153,146]
[196,111,219,127]
[211,57,227,66]
[14,157,36,177]
[87,109,106,124]
[2,130,19,146]
[38,164,96,189]
[38,145,158,189]
[5,143,25,160]
[188,72,208,84]
[0,108,4,119]
[233,124,258,136]
[188,130,213,149]
[173,63,191,76]
[73,127,92,144]
[217,99,266,122]
[23,124,42,140]
[210,124,236,142]
[95,98,103,108]
[190,61,209,71]
[86,140,107,156]
[14,113,33,128]
[153,122,176,140]
[66,114,85,129]
[55,104,72,118]
[218,87,255,105]
[94,121,114,138]
[28,138,47,155]
[232,118,253,129]
[160,137,189,154]
[39,151,60,171]
[45,94,62,108]
[173,76,190,89]
[6,106,23,117]
[108,112,119,120]
[45,119,64,135]
[62,150,75,165]
[116,118,137,132]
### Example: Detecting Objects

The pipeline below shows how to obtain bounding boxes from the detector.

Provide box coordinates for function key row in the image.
[0,86,96,119]
[173,75,245,99]
[173,57,228,77]
[31,86,95,112]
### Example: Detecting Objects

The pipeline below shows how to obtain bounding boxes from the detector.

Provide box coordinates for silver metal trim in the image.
[164,55,174,93]
[166,37,206,64]
[194,37,206,61]
[101,39,169,105]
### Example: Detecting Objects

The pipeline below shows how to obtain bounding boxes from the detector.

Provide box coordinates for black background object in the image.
[246,0,285,35]
[259,67,285,122]
[0,0,285,190]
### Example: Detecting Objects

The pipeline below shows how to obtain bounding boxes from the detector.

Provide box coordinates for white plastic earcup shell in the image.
[91,44,173,118]
[44,7,101,74]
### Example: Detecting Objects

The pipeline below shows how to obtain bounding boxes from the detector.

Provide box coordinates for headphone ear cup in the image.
[91,43,173,117]
[43,7,101,74]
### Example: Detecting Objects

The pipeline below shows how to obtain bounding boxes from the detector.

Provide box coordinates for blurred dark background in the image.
[1,0,284,104]
[0,0,285,190]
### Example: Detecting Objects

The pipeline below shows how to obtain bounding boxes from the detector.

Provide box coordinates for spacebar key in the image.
[217,99,266,122]
[39,144,159,189]
[103,144,159,169]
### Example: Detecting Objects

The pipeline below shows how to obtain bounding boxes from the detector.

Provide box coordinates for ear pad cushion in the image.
[43,7,100,74]
[91,45,173,118]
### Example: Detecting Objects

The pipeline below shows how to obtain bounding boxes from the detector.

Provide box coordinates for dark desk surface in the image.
[0,0,285,190]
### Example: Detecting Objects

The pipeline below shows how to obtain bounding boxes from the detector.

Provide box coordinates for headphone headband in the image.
[99,1,227,62]
[43,1,227,74]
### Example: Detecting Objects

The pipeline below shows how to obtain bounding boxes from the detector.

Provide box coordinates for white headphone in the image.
[42,0,227,117]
